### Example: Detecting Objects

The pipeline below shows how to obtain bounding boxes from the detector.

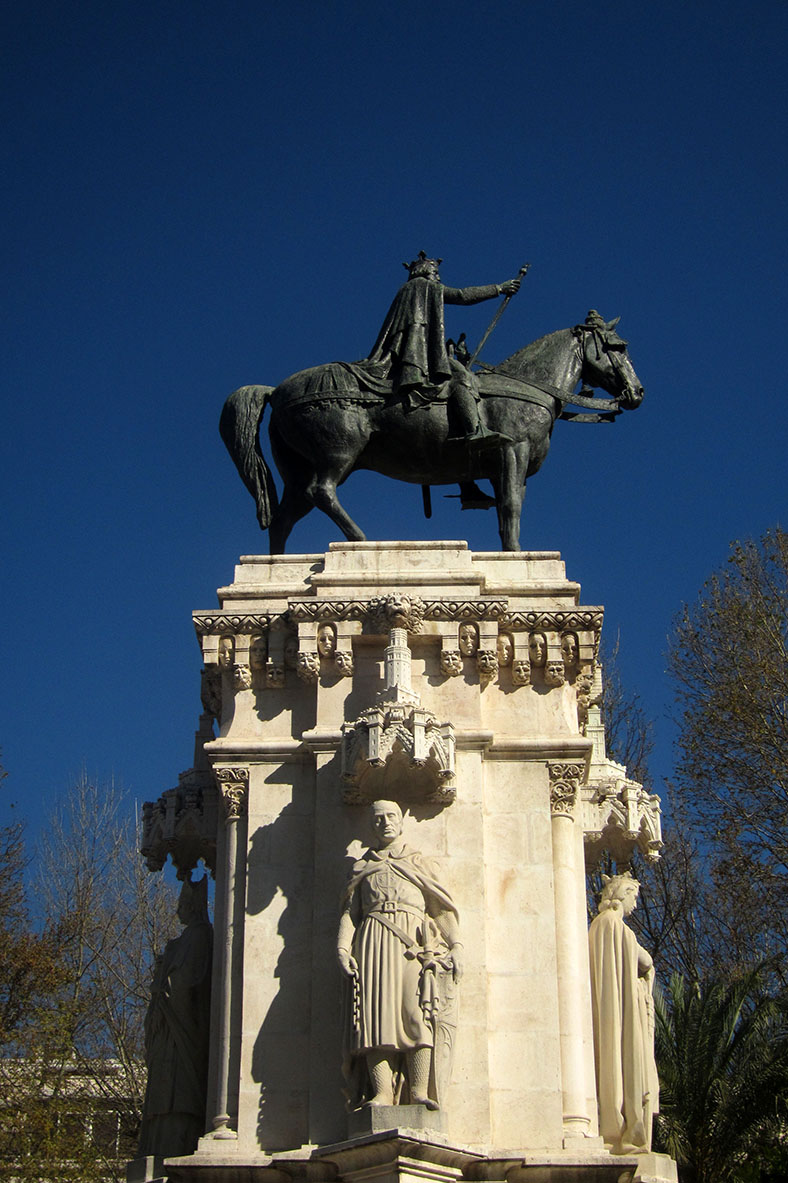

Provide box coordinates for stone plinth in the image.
[143,542,672,1183]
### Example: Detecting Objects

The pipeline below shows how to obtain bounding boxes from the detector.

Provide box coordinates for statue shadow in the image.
[247,767,360,1150]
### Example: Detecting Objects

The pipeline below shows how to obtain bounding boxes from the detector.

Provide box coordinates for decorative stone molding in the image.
[548,762,584,818]
[141,744,218,879]
[583,777,663,866]
[341,626,455,804]
[215,766,249,821]
[194,612,271,636]
[501,608,604,636]
[287,596,508,626]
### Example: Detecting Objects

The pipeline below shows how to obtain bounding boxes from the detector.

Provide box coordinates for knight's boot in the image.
[459,481,496,510]
[365,1051,394,1106]
[407,1046,438,1109]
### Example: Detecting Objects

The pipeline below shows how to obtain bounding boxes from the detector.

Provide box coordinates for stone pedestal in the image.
[140,542,669,1183]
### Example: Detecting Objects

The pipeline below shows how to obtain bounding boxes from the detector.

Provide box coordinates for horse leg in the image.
[269,483,312,555]
[307,471,367,543]
[491,443,528,552]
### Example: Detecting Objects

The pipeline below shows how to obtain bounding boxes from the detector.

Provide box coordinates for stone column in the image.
[548,761,592,1140]
[210,765,248,1139]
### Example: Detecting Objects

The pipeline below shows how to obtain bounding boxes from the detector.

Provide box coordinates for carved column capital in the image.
[548,761,584,818]
[214,766,249,821]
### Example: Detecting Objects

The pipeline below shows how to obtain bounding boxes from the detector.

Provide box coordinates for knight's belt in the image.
[368,902,423,919]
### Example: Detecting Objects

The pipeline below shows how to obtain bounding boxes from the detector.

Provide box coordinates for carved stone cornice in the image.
[548,762,584,818]
[214,766,249,820]
[502,608,603,638]
[194,612,272,636]
[286,597,509,628]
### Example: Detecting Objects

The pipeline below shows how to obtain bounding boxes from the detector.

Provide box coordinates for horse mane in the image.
[491,327,573,378]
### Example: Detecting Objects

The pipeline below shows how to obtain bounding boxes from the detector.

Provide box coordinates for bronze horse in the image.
[220,316,644,553]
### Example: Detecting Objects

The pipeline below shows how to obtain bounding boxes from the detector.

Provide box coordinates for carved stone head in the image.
[458,622,479,657]
[218,636,234,669]
[497,632,513,667]
[599,873,640,916]
[233,663,252,692]
[512,659,531,686]
[560,632,579,669]
[335,650,354,677]
[528,632,547,667]
[545,660,566,688]
[284,635,299,670]
[317,623,337,657]
[249,635,267,671]
[440,649,463,677]
[370,799,403,848]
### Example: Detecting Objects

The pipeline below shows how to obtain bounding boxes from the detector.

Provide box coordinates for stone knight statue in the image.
[588,873,659,1154]
[337,799,462,1111]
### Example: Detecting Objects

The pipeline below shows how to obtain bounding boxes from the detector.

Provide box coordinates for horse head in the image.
[574,315,644,410]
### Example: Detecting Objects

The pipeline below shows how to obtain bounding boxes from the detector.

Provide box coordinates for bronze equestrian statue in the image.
[220,255,645,552]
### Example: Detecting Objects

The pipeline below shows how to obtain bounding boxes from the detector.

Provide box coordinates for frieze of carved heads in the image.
[140,772,218,880]
[548,761,584,818]
[214,766,249,821]
[583,776,663,866]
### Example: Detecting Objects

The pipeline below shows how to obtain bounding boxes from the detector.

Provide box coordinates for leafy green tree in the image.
[654,968,788,1183]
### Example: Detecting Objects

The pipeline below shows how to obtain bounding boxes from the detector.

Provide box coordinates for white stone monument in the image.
[134,541,675,1183]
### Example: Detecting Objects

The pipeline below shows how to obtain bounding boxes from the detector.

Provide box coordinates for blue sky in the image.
[2,1,786,836]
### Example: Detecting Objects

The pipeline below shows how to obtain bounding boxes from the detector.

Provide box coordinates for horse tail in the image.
[219,385,278,529]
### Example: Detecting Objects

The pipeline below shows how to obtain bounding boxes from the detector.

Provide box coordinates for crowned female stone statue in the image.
[588,873,659,1154]
[138,875,213,1158]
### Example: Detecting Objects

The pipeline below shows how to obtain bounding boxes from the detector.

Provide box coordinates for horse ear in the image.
[606,317,620,330]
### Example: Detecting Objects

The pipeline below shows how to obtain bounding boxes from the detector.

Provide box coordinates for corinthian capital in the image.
[548,761,583,818]
[214,766,249,821]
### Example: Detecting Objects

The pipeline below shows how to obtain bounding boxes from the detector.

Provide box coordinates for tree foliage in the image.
[0,772,179,1182]
[669,528,788,977]
[655,968,788,1183]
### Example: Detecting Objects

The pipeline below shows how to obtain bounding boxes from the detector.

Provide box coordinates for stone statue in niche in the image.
[588,873,659,1155]
[458,622,479,657]
[138,876,213,1158]
[337,800,462,1111]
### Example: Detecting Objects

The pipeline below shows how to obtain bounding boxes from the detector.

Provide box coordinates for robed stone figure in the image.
[588,873,659,1154]
[138,876,213,1158]
[337,800,462,1111]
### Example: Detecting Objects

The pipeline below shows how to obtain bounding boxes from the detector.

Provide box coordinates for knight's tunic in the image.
[342,841,458,1055]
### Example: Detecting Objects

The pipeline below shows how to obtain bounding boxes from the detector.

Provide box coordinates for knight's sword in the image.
[468,262,530,367]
